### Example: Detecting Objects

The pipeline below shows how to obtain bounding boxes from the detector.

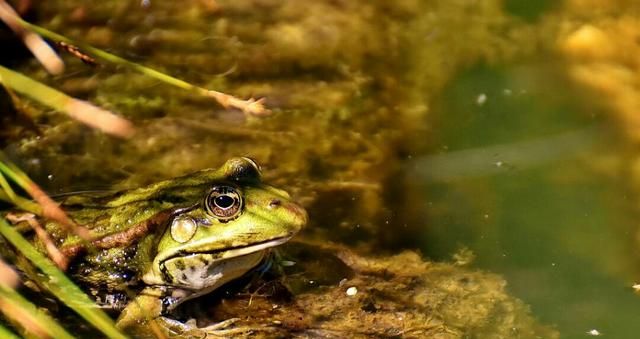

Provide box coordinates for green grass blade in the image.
[0,160,41,214]
[0,155,95,241]
[0,219,128,339]
[0,172,16,201]
[16,19,196,92]
[0,159,25,188]
[0,65,134,137]
[0,190,41,214]
[0,323,20,339]
[0,284,75,339]
[11,18,268,115]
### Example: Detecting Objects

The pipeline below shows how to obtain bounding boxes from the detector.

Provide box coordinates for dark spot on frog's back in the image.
[175,260,186,270]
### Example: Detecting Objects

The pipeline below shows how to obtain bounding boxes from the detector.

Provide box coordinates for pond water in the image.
[3,0,640,338]
[411,63,640,338]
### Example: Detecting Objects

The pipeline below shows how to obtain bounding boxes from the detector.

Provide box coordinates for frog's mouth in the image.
[145,236,291,288]
[162,235,291,263]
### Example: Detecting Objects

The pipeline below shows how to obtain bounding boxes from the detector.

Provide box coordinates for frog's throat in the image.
[142,236,291,286]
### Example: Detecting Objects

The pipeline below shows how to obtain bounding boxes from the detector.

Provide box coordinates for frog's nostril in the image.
[268,199,281,208]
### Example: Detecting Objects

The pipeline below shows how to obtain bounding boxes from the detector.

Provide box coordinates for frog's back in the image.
[50,168,221,246]
[13,169,224,309]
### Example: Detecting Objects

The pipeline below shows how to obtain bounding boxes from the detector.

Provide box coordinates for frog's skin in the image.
[6,157,307,337]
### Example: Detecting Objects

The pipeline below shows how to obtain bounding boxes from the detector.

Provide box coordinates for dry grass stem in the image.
[203,90,271,116]
[65,99,135,138]
[0,0,64,75]
[5,213,69,270]
[0,65,135,138]
[26,182,94,241]
[56,42,97,66]
[0,298,48,338]
[0,259,20,288]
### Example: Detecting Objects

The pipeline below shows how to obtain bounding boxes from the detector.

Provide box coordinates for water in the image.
[412,63,640,338]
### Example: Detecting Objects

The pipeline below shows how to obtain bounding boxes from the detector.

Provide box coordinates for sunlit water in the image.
[408,63,640,338]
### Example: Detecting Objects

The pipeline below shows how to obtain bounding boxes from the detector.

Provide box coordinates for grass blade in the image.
[0,172,16,201]
[0,189,40,214]
[0,284,75,339]
[0,155,93,241]
[12,18,269,115]
[0,323,19,339]
[0,259,72,338]
[0,218,128,339]
[0,65,134,138]
[0,0,64,75]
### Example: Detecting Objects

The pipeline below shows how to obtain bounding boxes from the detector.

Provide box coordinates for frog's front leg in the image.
[116,287,164,330]
[117,287,261,338]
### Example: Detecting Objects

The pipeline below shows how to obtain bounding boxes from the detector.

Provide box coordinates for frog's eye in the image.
[205,185,243,221]
[222,157,262,182]
[242,157,262,175]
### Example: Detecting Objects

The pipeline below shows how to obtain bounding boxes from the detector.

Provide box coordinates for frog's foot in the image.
[159,317,265,338]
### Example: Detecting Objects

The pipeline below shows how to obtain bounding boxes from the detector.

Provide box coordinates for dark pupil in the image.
[214,195,235,209]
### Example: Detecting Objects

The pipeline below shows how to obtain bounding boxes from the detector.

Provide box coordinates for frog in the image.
[3,157,307,337]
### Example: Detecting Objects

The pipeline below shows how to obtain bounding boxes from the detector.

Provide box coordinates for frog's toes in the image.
[159,316,259,338]
[201,319,259,338]
[200,317,240,331]
[184,318,198,327]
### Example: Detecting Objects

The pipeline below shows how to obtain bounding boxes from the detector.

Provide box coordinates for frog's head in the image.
[142,157,307,290]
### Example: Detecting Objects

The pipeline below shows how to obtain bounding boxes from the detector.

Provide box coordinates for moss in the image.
[202,242,558,338]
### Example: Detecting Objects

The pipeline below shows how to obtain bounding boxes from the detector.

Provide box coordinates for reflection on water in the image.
[413,126,601,181]
[411,64,640,338]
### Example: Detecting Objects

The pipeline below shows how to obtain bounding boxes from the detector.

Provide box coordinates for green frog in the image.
[4,157,307,337]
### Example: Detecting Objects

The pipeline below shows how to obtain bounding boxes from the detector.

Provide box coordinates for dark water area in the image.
[410,62,640,338]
